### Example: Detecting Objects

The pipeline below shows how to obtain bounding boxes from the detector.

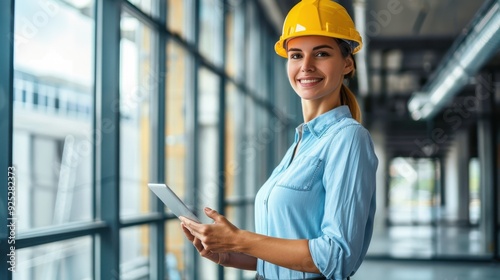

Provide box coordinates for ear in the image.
[343,55,355,75]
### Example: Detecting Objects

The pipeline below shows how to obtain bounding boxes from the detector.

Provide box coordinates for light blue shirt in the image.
[254,105,378,280]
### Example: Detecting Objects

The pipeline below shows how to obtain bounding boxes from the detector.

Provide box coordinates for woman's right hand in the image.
[181,222,229,265]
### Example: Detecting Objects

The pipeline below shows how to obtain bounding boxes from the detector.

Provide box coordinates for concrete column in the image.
[444,130,469,224]
[457,130,471,225]
[496,72,500,258]
[371,126,387,232]
[476,72,496,254]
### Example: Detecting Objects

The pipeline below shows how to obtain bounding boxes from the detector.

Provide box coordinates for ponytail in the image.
[336,39,362,123]
[340,84,361,123]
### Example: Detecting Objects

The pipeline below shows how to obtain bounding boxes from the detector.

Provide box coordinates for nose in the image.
[301,56,315,72]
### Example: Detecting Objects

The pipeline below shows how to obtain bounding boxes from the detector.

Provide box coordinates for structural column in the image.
[0,1,15,279]
[496,72,500,259]
[476,72,497,255]
[95,0,121,278]
[444,130,469,224]
[456,131,470,225]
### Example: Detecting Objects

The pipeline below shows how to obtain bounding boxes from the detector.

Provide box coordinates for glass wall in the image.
[119,11,156,218]
[120,225,151,278]
[16,237,92,280]
[4,0,295,279]
[3,0,500,279]
[369,131,497,259]
[13,0,94,233]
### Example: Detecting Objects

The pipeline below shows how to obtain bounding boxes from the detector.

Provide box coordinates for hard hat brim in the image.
[275,33,363,58]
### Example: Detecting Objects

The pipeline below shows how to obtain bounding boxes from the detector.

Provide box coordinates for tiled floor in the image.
[367,225,493,257]
[352,260,500,280]
[237,224,500,280]
[351,224,500,280]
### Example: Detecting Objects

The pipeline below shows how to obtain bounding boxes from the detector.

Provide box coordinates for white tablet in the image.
[148,183,201,223]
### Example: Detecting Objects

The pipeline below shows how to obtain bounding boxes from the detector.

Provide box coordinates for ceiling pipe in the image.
[408,0,500,120]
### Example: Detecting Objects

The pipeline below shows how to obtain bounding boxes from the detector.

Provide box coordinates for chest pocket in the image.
[276,156,323,191]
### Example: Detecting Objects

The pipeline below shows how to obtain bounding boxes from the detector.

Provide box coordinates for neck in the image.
[301,98,341,122]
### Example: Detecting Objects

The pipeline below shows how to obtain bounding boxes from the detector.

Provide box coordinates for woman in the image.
[180,0,378,279]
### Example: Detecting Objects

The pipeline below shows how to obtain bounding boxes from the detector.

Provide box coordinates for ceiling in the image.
[269,0,499,158]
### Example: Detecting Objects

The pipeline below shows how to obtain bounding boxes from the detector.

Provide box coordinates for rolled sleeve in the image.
[309,125,378,279]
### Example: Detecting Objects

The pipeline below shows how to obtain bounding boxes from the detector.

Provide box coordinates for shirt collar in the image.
[296,105,352,138]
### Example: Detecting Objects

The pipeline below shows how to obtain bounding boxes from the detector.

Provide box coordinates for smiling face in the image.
[286,36,353,107]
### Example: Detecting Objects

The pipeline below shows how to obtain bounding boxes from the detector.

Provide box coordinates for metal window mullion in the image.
[184,0,201,279]
[150,1,167,279]
[122,0,157,31]
[217,0,228,279]
[0,1,14,279]
[95,0,121,279]
[16,222,107,248]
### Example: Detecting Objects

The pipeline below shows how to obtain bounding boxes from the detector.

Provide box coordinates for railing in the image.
[13,72,92,119]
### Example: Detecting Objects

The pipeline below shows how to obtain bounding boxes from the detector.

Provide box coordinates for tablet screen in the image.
[148,183,201,223]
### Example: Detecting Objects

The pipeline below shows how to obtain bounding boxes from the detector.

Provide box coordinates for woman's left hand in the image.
[180,207,241,253]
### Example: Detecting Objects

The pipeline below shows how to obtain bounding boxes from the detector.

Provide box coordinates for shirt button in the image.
[264,199,267,205]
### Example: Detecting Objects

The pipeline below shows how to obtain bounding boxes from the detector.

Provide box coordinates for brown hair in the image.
[336,39,362,123]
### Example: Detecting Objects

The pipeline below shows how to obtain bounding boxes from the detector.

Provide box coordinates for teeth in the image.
[301,79,320,84]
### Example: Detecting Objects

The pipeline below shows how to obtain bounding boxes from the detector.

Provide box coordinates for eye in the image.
[315,51,330,57]
[288,53,302,59]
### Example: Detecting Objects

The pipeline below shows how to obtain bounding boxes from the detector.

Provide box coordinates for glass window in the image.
[120,225,151,279]
[197,67,220,215]
[13,0,94,231]
[377,156,491,258]
[389,157,418,224]
[219,208,253,280]
[243,96,257,198]
[195,66,221,279]
[167,0,187,38]
[230,0,246,81]
[224,82,243,200]
[225,2,235,77]
[388,158,438,224]
[245,2,260,94]
[469,158,480,225]
[15,237,92,280]
[165,220,185,280]
[119,12,157,218]
[165,41,188,206]
[199,0,223,67]
[127,0,158,17]
[255,106,270,184]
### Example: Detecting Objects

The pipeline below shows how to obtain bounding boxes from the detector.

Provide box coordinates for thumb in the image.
[204,207,219,220]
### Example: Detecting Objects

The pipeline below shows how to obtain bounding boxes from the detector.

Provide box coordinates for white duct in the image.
[408,0,500,120]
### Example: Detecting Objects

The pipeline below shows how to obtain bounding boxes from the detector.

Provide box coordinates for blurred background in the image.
[0,0,499,279]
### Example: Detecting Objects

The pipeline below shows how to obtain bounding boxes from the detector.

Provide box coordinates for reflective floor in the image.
[367,225,493,258]
[236,224,500,280]
[352,260,500,280]
[352,224,500,280]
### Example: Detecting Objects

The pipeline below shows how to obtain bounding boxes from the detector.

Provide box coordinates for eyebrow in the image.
[287,45,334,52]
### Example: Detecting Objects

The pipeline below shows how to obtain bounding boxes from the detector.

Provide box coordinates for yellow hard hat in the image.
[275,0,363,57]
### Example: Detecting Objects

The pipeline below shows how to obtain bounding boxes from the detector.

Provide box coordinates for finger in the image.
[204,207,223,222]
[181,223,195,241]
[180,216,204,233]
[193,237,205,252]
[193,238,214,257]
